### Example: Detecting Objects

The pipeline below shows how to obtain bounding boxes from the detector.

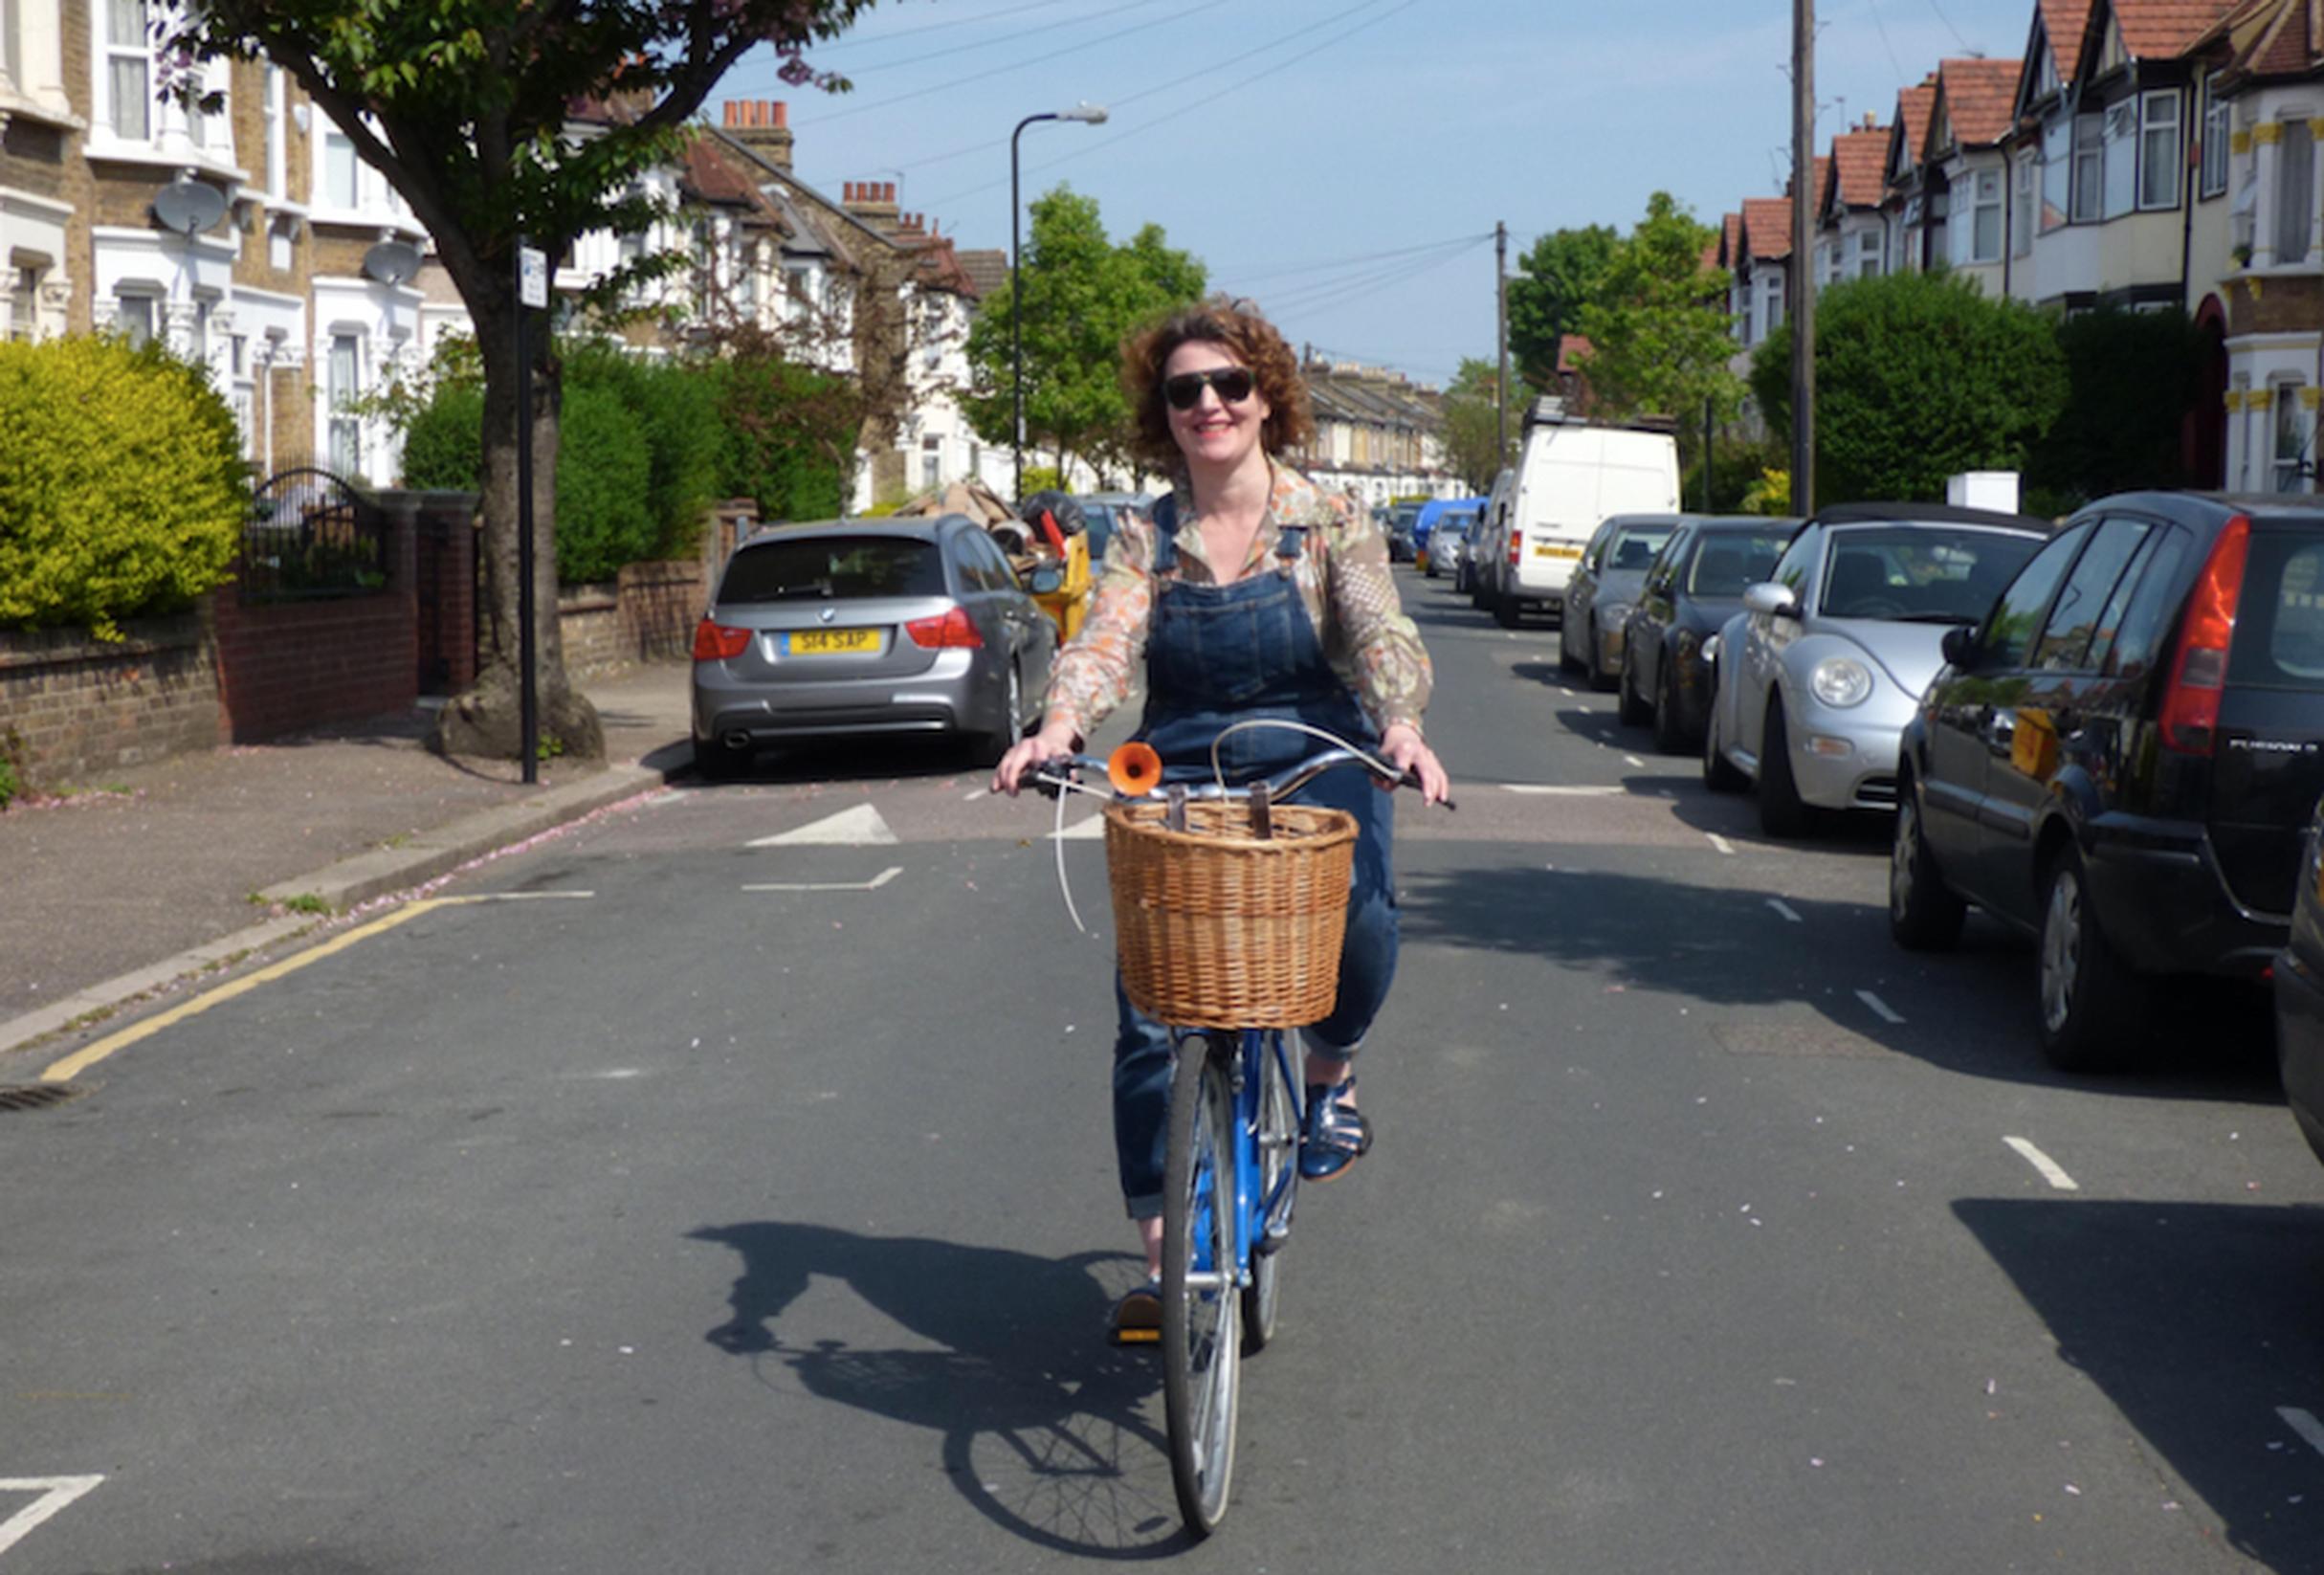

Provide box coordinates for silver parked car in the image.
[1560,513,1679,690]
[1703,503,2051,835]
[690,515,1057,778]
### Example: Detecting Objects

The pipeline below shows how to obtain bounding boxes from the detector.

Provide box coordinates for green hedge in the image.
[0,335,249,640]
[553,384,656,583]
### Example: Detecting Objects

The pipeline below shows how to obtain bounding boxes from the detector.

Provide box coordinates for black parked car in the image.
[1560,514,1678,691]
[2274,797,2324,1172]
[1617,516,1792,752]
[1892,493,2324,1071]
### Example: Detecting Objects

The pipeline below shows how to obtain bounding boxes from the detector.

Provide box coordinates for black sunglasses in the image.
[1162,366,1256,410]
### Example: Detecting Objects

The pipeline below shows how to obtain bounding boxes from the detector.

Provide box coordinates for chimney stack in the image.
[723,99,793,171]
[845,179,903,235]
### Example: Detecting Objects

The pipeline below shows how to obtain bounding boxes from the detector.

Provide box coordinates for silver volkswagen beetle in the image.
[1703,503,2052,835]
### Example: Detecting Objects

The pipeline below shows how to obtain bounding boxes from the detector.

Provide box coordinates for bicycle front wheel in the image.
[1162,1033,1242,1538]
[1242,1032,1295,1354]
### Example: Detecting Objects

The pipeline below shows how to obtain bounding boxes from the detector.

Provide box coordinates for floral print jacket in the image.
[1043,464,1434,742]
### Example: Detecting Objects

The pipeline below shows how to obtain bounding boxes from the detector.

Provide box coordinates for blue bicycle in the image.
[1037,729,1444,1536]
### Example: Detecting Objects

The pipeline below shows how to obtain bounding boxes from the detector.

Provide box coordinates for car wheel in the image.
[695,736,748,782]
[2036,846,2149,1074]
[1616,648,1651,722]
[1597,626,1627,697]
[1888,779,1966,950]
[1650,661,1687,755]
[977,662,1023,768]
[1758,699,1813,837]
[1494,591,1522,630]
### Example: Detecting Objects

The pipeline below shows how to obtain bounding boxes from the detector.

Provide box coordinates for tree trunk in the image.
[432,299,604,762]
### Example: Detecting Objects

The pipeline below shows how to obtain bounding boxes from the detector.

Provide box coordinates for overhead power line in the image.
[731,0,1173,83]
[1213,233,1494,287]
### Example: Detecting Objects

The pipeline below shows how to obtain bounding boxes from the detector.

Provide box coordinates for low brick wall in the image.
[559,561,706,674]
[557,585,624,674]
[0,613,222,788]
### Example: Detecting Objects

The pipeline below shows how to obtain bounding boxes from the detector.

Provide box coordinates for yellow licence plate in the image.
[1535,543,1583,559]
[787,628,879,655]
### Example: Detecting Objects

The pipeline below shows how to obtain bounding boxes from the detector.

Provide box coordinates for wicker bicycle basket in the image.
[1103,798,1358,1029]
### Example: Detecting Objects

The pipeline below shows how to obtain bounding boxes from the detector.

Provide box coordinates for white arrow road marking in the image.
[744,866,904,893]
[1049,814,1106,841]
[1500,785,1624,796]
[2003,1137,2080,1191]
[1707,833,1737,855]
[747,806,899,847]
[0,1476,104,1556]
[1856,989,1906,1025]
[2280,1407,2324,1459]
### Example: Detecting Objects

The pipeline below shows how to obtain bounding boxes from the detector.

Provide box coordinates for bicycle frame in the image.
[1176,1026,1302,1297]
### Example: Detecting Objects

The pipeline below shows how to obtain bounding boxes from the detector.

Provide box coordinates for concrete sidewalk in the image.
[0,661,696,1064]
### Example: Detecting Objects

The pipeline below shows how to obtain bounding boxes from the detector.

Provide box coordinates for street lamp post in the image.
[1011,102,1108,501]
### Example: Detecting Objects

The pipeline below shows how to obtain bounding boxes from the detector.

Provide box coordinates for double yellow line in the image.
[41,894,586,1083]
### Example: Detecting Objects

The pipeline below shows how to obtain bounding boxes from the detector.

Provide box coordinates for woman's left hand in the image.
[1378,722,1450,806]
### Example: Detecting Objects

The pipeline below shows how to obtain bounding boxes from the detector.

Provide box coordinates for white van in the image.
[1490,399,1679,629]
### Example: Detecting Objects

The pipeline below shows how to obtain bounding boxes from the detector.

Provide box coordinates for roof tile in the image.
[1934,56,2024,148]
[2113,0,2242,58]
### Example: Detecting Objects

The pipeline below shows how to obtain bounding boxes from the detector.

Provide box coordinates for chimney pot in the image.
[751,100,765,126]
[773,101,787,128]
[722,101,738,126]
[884,182,896,203]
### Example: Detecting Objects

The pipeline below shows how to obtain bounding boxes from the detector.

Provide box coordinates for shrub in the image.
[707,353,857,522]
[2026,307,2202,514]
[400,385,486,491]
[564,342,721,558]
[0,336,249,640]
[552,383,655,584]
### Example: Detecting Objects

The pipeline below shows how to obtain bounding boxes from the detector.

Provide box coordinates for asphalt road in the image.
[5,566,2322,1573]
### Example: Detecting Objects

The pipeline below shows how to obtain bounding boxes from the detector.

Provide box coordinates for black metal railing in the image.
[241,467,387,600]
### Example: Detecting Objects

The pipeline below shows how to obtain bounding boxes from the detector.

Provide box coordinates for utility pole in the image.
[1790,0,1816,515]
[1495,220,1510,462]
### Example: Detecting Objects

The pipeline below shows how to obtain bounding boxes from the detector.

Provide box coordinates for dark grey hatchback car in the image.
[690,515,1055,778]
[1892,493,2324,1071]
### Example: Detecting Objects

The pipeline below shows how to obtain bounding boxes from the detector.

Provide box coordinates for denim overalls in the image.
[1111,496,1400,1217]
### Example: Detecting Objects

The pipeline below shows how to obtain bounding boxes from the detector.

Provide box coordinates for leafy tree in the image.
[1751,271,2069,507]
[1572,192,1738,443]
[1507,226,1617,392]
[1439,357,1516,492]
[162,1,874,760]
[962,187,1206,489]
[706,326,859,522]
[2025,307,2202,515]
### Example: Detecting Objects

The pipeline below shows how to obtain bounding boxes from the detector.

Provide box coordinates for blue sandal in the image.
[1299,1075,1373,1182]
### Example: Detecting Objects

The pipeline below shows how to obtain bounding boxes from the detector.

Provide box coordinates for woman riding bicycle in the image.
[994,297,1450,1339]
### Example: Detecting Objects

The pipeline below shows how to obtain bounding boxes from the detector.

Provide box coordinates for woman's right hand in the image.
[994,721,1079,796]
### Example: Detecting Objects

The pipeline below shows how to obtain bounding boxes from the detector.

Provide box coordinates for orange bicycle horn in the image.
[1107,741,1163,797]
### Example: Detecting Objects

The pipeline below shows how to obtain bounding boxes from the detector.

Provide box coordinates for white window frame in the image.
[2279,117,2316,266]
[1970,167,2003,263]
[263,65,286,199]
[2012,152,2036,256]
[2072,113,2105,223]
[1854,226,1883,278]
[2202,74,2230,199]
[2274,381,2312,493]
[327,330,365,477]
[100,0,154,144]
[321,124,360,211]
[2138,89,2181,211]
[2103,100,2139,219]
[114,291,156,348]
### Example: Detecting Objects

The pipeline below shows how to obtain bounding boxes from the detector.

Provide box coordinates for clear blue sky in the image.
[719,0,2040,388]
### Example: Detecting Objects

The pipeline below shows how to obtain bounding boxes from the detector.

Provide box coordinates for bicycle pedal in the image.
[1110,1327,1162,1346]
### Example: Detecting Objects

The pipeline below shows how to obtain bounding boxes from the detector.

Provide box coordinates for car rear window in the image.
[2229,532,2324,691]
[1081,505,1116,562]
[1606,524,1673,571]
[1688,533,1787,595]
[718,537,946,604]
[1821,526,2044,622]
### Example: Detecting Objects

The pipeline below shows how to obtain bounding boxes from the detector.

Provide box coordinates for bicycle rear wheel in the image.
[1242,1032,1295,1355]
[1162,1034,1242,1538]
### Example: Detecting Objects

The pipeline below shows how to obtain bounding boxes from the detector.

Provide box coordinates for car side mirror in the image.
[1941,624,1979,668]
[1741,582,1799,618]
[1028,565,1064,595]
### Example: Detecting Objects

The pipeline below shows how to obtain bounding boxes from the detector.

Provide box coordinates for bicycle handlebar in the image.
[1031,746,1452,810]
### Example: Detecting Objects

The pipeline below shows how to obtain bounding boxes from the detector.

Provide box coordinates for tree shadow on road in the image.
[687,1221,1188,1558]
[1394,861,2281,1102]
[1953,1196,2324,1574]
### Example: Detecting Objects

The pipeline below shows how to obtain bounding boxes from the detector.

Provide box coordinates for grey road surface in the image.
[4,569,2321,1573]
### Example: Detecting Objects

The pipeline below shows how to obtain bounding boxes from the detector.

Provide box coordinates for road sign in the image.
[519,247,547,309]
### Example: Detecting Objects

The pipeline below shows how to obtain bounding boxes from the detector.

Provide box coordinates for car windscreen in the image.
[1081,505,1116,563]
[1605,523,1674,572]
[1820,526,2044,622]
[2229,530,2324,692]
[718,537,946,604]
[1688,532,1788,595]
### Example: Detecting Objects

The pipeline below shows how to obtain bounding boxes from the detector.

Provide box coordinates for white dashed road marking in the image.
[0,1476,104,1557]
[743,866,903,893]
[962,788,988,802]
[1501,785,1623,796]
[1707,833,1736,855]
[2280,1407,2324,1459]
[1624,754,1647,768]
[1856,989,1906,1025]
[2003,1136,2080,1191]
[1766,898,1802,923]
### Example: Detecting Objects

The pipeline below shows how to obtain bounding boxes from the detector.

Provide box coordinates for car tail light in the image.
[905,607,983,649]
[2158,515,2251,757]
[1507,530,1522,570]
[692,618,751,661]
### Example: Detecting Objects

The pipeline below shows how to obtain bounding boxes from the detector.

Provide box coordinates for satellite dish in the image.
[363,240,423,287]
[152,177,227,237]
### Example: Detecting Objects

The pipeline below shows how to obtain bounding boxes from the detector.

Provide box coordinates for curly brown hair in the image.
[1121,297,1314,472]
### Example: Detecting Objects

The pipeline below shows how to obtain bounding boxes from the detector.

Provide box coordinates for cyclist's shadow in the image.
[689,1222,1188,1558]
